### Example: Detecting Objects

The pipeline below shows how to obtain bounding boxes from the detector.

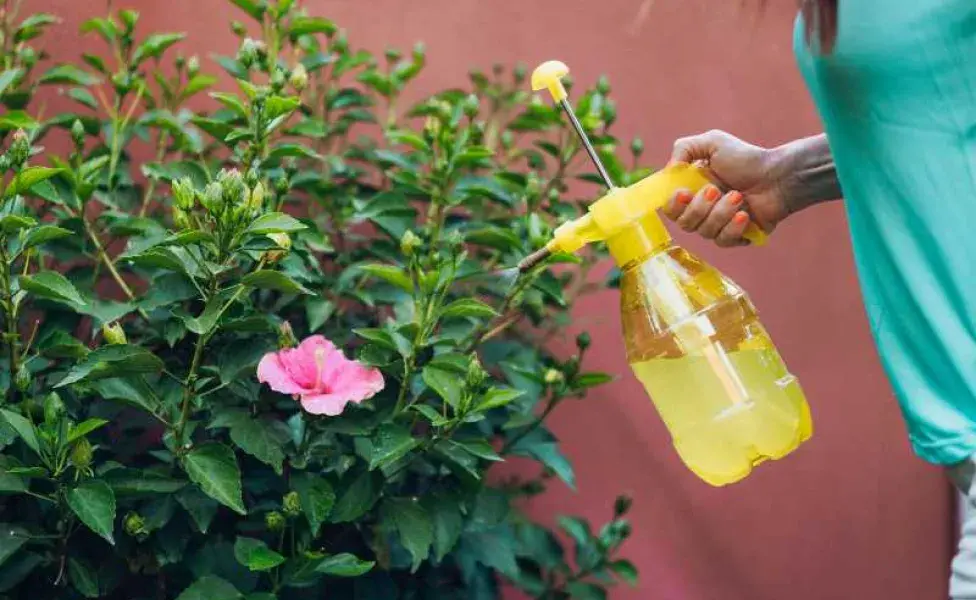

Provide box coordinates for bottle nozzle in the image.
[517,247,552,273]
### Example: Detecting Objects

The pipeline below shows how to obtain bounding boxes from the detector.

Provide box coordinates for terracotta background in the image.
[28,0,955,598]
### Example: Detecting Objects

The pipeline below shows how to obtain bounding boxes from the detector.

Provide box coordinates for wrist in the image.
[765,135,841,215]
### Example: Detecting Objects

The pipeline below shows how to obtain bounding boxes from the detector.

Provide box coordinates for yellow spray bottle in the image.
[521,61,812,486]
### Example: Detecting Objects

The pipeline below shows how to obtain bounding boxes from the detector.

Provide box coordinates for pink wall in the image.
[31,1,954,598]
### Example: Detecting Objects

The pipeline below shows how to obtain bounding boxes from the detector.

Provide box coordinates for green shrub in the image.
[0,1,648,598]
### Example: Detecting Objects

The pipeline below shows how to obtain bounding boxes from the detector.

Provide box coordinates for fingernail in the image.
[704,186,721,202]
[676,191,692,205]
[728,191,743,206]
[733,211,749,225]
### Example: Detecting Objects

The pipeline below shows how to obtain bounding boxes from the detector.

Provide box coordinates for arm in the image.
[768,134,843,214]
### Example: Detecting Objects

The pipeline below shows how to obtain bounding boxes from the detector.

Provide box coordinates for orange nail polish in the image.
[733,211,749,225]
[728,191,743,206]
[705,186,721,202]
[677,191,692,205]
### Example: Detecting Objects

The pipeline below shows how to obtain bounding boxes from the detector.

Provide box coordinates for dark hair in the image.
[802,0,838,52]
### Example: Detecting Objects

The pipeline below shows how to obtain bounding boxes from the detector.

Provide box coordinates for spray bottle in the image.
[519,61,811,486]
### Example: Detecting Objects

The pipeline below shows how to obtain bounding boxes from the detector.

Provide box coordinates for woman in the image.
[665,1,976,597]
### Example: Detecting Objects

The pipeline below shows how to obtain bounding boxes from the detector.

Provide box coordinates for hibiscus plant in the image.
[0,1,646,598]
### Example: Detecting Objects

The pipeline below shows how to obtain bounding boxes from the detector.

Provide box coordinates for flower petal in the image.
[257,352,310,395]
[300,392,354,416]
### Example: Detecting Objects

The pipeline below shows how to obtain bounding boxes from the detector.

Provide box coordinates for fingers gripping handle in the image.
[667,163,768,247]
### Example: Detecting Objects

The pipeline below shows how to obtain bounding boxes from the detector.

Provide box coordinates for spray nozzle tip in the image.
[531,60,570,101]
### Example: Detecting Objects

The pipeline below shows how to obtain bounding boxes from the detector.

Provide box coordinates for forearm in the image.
[768,134,842,214]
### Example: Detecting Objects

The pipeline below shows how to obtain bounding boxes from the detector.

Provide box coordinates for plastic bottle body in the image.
[620,244,812,486]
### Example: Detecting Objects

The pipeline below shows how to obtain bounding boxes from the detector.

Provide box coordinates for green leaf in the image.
[246,212,307,235]
[220,412,288,474]
[288,16,337,39]
[315,553,374,577]
[229,0,265,20]
[133,32,186,64]
[66,480,116,544]
[381,498,432,572]
[0,410,39,455]
[0,69,23,97]
[57,345,164,387]
[0,110,36,131]
[234,537,285,572]
[103,468,186,496]
[68,87,98,109]
[241,270,311,295]
[0,551,42,592]
[291,473,335,536]
[80,17,118,44]
[465,227,522,252]
[38,65,98,86]
[359,263,413,292]
[440,298,497,319]
[573,372,615,389]
[305,298,335,332]
[4,167,62,198]
[511,428,576,489]
[368,424,419,471]
[67,557,100,598]
[0,215,36,233]
[457,440,502,462]
[267,143,321,160]
[609,558,638,586]
[22,225,73,249]
[330,470,381,523]
[423,496,463,562]
[264,95,300,122]
[175,575,242,600]
[183,74,218,98]
[0,526,27,568]
[565,582,607,600]
[183,443,246,515]
[211,92,248,118]
[67,418,109,442]
[421,365,462,409]
[19,270,85,306]
[90,377,160,414]
[176,485,219,533]
[478,387,524,411]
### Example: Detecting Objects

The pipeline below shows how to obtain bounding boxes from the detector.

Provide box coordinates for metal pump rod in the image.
[556,98,615,190]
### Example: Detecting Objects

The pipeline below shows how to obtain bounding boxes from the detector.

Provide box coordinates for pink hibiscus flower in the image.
[257,335,384,416]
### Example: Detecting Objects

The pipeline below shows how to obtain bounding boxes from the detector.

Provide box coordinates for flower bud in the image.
[596,75,611,95]
[102,321,127,345]
[543,369,563,385]
[265,511,286,533]
[237,38,260,68]
[172,177,196,211]
[513,63,527,84]
[124,512,148,537]
[231,21,247,37]
[614,494,633,517]
[0,155,10,172]
[399,230,421,256]
[175,55,186,71]
[218,169,246,206]
[501,131,514,150]
[202,181,223,212]
[278,321,297,349]
[385,48,402,62]
[71,120,86,149]
[187,55,200,76]
[630,137,644,158]
[275,176,290,195]
[576,332,591,351]
[43,392,64,425]
[463,94,480,118]
[70,438,94,470]
[445,229,464,252]
[173,207,190,230]
[8,130,29,168]
[601,99,617,126]
[248,181,266,211]
[412,42,426,60]
[14,364,31,392]
[283,491,302,517]
[270,68,286,92]
[466,357,487,389]
[289,64,308,92]
[19,47,37,68]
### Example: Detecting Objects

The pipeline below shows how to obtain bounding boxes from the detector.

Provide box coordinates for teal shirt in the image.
[794,1,976,465]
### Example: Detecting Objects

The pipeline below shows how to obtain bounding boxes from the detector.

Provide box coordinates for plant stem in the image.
[0,243,19,402]
[501,393,561,455]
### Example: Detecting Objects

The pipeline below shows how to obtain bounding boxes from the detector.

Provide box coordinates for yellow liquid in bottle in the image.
[619,244,812,486]
[631,347,812,486]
